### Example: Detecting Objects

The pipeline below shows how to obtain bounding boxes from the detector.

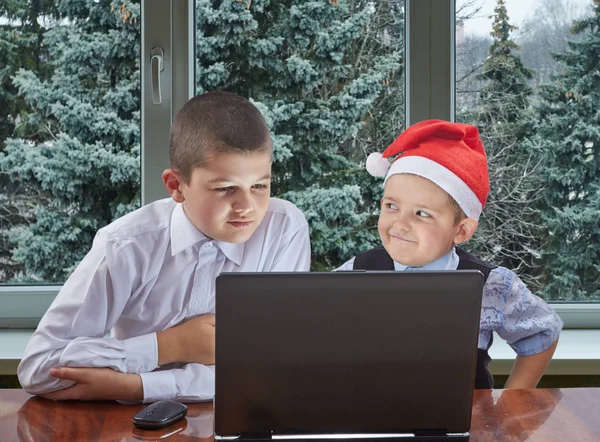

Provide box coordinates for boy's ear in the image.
[453,217,478,245]
[162,169,185,203]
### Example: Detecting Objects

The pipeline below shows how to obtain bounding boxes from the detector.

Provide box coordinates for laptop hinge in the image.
[239,431,273,440]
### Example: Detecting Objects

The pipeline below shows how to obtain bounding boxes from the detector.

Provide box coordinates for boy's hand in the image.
[157,314,216,366]
[42,367,143,401]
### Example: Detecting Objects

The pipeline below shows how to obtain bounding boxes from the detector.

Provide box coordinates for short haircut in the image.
[169,91,272,183]
[447,193,467,225]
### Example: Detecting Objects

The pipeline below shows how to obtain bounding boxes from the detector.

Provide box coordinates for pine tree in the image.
[1,0,404,278]
[0,0,58,140]
[0,0,59,280]
[0,0,140,282]
[195,0,404,269]
[458,0,544,291]
[534,1,600,300]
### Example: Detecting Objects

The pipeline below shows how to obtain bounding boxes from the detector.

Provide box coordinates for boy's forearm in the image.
[19,333,152,395]
[157,327,183,366]
[42,367,144,401]
[504,339,559,389]
[156,314,216,366]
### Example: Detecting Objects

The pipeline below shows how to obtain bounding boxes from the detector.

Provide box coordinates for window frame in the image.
[1,0,598,330]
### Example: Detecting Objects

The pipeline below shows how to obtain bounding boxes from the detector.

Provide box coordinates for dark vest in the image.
[353,246,496,389]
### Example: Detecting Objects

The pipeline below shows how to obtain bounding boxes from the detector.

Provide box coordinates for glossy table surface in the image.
[1,388,599,441]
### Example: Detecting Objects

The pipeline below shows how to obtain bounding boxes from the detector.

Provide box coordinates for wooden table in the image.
[1,388,599,441]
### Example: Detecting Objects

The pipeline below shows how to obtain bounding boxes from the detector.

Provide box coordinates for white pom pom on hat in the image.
[365,152,390,177]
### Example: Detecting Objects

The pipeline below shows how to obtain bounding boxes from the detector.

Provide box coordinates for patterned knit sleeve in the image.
[480,267,563,356]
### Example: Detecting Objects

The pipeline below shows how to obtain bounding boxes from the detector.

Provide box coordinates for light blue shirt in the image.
[394,249,459,271]
[338,247,563,356]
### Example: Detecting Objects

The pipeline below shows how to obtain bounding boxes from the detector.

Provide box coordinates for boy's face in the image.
[378,174,477,267]
[168,151,272,244]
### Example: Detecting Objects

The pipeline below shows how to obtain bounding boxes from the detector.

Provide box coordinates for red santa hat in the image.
[366,120,489,220]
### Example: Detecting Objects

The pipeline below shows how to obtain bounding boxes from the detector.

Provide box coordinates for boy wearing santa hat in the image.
[337,119,562,389]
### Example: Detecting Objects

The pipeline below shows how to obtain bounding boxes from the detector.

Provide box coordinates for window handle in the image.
[151,47,164,104]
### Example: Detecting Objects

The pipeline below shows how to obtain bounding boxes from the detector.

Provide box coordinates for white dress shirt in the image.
[18,197,311,402]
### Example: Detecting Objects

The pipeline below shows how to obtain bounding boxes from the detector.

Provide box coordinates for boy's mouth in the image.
[228,219,253,228]
[389,234,416,244]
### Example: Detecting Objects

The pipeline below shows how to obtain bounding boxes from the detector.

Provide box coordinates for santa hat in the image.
[366,120,489,220]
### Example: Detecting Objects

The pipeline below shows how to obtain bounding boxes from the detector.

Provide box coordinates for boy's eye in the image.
[416,210,431,218]
[385,203,398,210]
[252,184,269,190]
[215,186,235,192]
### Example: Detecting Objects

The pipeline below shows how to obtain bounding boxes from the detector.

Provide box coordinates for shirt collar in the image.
[170,203,245,265]
[216,241,245,267]
[393,247,459,271]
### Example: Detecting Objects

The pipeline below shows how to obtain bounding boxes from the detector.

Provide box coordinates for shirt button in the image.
[206,242,213,248]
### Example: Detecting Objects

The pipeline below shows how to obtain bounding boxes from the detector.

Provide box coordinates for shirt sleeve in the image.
[139,363,215,403]
[17,230,158,395]
[140,214,310,402]
[270,223,311,271]
[481,267,563,356]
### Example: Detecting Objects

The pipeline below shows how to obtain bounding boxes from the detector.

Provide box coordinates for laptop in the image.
[214,271,484,441]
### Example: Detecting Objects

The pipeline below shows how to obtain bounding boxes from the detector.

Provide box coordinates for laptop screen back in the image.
[215,271,484,438]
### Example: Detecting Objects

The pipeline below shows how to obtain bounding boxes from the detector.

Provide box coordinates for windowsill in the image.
[489,330,600,375]
[1,329,599,376]
[0,330,33,375]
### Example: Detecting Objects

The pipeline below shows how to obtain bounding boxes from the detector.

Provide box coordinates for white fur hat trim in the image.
[384,156,483,220]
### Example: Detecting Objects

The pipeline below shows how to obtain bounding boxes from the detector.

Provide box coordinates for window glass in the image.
[0,0,141,284]
[196,0,405,270]
[456,0,598,301]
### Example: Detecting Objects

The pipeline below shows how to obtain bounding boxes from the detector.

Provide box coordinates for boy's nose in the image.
[392,214,411,231]
[232,194,253,214]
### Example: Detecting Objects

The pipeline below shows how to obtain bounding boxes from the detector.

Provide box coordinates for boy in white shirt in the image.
[17,91,311,402]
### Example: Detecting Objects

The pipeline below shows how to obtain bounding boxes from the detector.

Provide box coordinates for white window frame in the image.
[142,0,195,204]
[1,0,598,330]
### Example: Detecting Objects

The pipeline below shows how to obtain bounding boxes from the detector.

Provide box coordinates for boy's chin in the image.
[216,226,258,244]
[386,247,425,267]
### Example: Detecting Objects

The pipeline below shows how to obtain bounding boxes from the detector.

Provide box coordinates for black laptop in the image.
[214,271,484,441]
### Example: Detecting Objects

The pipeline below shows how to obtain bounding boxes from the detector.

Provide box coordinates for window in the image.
[456,0,599,303]
[0,0,141,286]
[0,0,144,326]
[1,0,598,329]
[194,0,405,271]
